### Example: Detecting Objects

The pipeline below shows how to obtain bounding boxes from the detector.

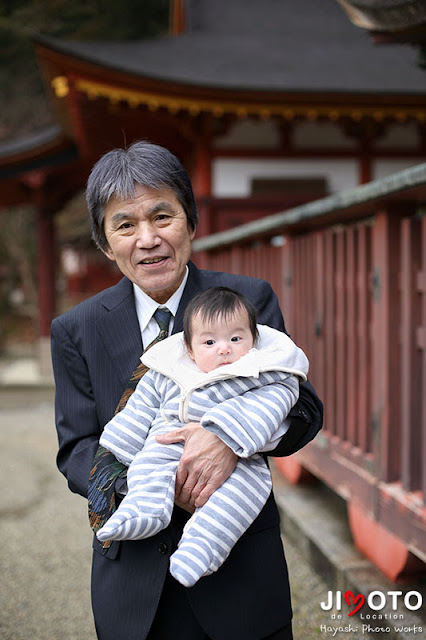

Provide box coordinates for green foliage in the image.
[0,0,170,342]
[0,0,170,41]
[0,0,170,138]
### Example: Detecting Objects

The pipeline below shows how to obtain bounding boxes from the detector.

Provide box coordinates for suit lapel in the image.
[96,264,204,384]
[96,277,143,387]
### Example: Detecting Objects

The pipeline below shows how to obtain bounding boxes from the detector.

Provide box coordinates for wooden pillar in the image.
[280,235,293,326]
[354,118,384,185]
[359,151,372,185]
[21,170,57,379]
[22,171,57,338]
[37,207,56,338]
[169,0,186,34]
[335,229,347,441]
[324,228,336,436]
[370,207,402,483]
[192,140,212,235]
[67,74,92,158]
[36,205,56,379]
[357,222,372,454]
[359,127,373,185]
[420,216,426,500]
[400,216,422,492]
[191,138,212,269]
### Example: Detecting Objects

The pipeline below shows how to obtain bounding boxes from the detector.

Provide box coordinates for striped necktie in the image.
[153,307,172,337]
[88,307,172,543]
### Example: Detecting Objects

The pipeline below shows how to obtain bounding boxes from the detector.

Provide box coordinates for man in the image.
[51,141,323,640]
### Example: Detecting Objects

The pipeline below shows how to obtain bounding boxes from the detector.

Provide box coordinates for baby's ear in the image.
[184,339,195,361]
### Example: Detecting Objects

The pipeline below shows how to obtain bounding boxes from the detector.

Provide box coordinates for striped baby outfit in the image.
[97,325,309,587]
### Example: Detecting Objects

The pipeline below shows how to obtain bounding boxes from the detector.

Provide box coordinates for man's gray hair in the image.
[86,141,198,251]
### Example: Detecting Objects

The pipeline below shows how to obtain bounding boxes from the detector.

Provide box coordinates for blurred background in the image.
[0,1,425,638]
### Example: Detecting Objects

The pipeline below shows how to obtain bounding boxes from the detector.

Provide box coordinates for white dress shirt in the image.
[133,266,189,348]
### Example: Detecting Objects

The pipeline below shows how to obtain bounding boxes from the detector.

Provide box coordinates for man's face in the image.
[103,184,195,303]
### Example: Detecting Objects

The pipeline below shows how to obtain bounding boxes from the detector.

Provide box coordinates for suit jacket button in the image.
[298,410,309,421]
[158,542,168,555]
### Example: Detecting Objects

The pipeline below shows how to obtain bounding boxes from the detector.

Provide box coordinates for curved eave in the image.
[63,76,426,123]
[35,40,426,124]
[0,126,79,187]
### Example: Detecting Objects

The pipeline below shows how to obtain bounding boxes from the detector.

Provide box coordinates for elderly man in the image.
[51,141,323,640]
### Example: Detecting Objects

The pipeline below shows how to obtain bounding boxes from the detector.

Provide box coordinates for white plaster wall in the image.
[372,158,425,180]
[213,119,281,149]
[375,123,419,150]
[293,121,357,149]
[212,158,359,197]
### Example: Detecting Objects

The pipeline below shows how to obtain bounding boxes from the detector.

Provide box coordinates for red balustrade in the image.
[192,165,426,581]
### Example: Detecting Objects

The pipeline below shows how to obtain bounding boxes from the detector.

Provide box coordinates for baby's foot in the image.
[96,503,165,541]
[169,538,215,587]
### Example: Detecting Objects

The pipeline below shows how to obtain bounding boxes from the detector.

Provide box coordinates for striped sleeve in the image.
[200,373,299,457]
[99,370,163,466]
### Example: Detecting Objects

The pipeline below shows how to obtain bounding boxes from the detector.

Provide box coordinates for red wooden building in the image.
[0,0,425,580]
[1,0,425,333]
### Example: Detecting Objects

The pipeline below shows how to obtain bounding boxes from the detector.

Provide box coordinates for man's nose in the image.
[135,223,160,248]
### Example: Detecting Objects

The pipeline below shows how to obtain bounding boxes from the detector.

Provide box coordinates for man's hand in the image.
[156,422,238,512]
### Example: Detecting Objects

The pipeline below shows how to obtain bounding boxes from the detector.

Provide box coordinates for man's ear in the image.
[101,246,116,262]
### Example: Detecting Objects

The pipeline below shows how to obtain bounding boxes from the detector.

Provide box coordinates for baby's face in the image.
[187,308,254,373]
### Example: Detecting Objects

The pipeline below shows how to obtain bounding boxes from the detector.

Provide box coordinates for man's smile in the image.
[138,257,168,265]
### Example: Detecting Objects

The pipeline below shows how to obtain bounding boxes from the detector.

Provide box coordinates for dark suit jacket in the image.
[51,261,323,640]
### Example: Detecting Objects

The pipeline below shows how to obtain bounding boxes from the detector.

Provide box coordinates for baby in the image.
[97,286,309,587]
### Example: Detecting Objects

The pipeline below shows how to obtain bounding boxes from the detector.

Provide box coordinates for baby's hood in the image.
[252,325,309,379]
[141,324,308,387]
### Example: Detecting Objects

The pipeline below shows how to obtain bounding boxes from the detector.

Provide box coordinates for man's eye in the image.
[118,222,133,230]
[155,214,171,223]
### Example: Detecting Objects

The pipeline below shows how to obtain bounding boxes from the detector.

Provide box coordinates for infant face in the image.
[187,308,254,373]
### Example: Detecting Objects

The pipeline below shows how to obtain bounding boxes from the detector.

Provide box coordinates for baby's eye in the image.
[231,336,241,342]
[205,339,215,346]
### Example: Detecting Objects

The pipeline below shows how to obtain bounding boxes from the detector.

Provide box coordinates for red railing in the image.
[192,164,426,581]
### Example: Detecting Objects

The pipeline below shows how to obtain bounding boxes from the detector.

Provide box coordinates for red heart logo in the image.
[344,590,365,616]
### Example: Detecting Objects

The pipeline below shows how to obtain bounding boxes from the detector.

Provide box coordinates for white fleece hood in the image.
[141,325,309,394]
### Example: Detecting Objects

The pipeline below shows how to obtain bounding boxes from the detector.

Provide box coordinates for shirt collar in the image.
[133,266,189,333]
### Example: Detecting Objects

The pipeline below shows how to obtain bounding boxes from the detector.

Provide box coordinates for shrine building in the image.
[0,0,425,357]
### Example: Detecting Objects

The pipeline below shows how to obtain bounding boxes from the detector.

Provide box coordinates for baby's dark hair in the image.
[183,287,259,347]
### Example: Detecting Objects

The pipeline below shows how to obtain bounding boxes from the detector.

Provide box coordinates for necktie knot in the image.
[153,308,172,335]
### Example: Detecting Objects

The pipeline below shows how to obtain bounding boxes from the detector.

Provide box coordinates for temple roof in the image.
[35,0,426,95]
[0,125,62,161]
